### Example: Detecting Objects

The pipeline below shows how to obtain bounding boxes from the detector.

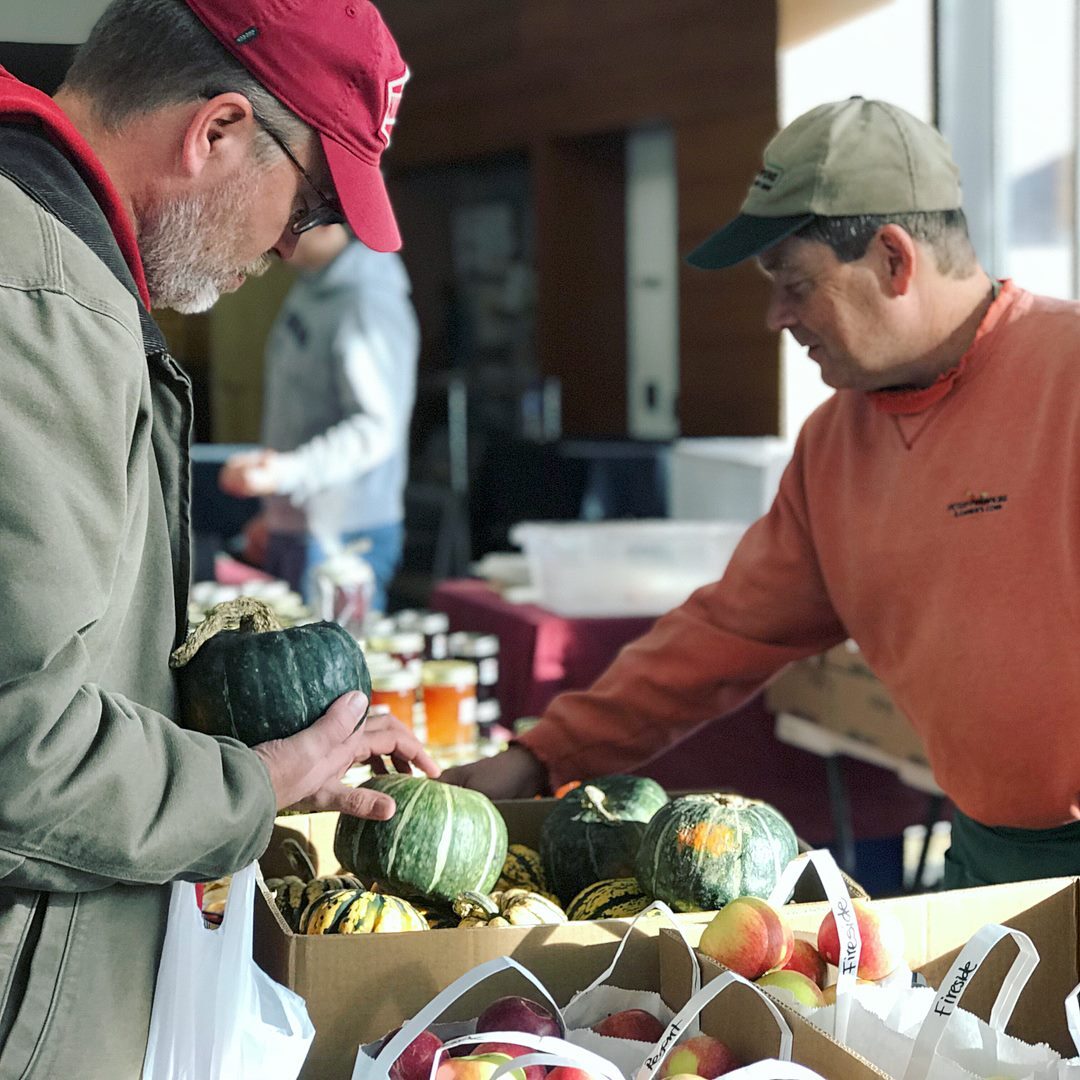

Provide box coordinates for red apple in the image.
[436,1053,526,1080]
[383,1028,447,1080]
[591,1008,666,1043]
[660,1035,741,1079]
[754,969,827,1008]
[698,896,793,980]
[817,900,905,981]
[476,997,561,1040]
[475,1043,545,1080]
[546,1068,599,1080]
[781,938,828,989]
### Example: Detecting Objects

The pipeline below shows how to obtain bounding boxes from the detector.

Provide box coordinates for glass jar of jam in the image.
[420,660,478,750]
[365,631,425,681]
[393,609,450,660]
[446,631,500,712]
[369,667,420,730]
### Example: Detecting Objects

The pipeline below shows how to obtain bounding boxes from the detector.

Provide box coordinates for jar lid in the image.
[371,668,419,692]
[421,660,478,687]
[447,631,499,657]
[364,651,404,675]
[366,631,425,653]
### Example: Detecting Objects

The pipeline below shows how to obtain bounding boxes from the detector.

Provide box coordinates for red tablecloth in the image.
[429,579,934,845]
[430,578,656,722]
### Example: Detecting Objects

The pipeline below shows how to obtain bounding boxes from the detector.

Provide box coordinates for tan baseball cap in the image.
[687,96,963,269]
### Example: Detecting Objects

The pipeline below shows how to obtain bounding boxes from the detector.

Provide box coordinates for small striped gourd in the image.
[565,877,652,921]
[540,775,669,906]
[301,888,429,934]
[334,774,507,904]
[275,874,364,932]
[453,888,566,928]
[635,793,798,912]
[496,844,547,892]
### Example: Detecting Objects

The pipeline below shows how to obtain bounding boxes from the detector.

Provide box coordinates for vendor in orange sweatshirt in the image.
[443,96,1080,889]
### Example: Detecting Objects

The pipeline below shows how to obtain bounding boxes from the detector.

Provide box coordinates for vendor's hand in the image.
[218,449,281,497]
[253,692,440,819]
[440,744,549,799]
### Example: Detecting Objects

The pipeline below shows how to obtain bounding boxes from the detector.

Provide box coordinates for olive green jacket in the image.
[0,128,277,1076]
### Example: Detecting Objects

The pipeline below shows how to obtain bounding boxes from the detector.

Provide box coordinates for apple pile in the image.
[697,894,905,1006]
[384,996,580,1080]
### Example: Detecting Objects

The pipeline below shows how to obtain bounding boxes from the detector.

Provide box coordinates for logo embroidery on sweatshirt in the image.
[947,491,1008,518]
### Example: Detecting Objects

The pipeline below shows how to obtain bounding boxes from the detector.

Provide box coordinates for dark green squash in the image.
[539,775,669,906]
[170,597,370,745]
[334,774,508,903]
[634,793,798,912]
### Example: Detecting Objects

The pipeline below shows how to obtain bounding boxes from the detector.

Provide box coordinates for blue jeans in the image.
[265,523,404,614]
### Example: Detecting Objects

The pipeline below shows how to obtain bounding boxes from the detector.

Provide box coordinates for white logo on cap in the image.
[380,67,410,146]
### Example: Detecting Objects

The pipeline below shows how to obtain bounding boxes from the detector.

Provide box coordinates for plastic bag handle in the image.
[902,923,1039,1080]
[352,956,563,1080]
[1066,979,1080,1056]
[562,900,700,1029]
[209,862,259,1072]
[634,970,792,1080]
[767,849,860,1045]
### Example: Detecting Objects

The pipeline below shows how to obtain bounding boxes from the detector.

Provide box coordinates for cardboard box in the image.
[661,876,1080,1065]
[765,640,928,766]
[255,797,863,1079]
[256,803,714,1080]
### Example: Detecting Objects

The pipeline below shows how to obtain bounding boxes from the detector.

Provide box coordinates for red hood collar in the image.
[870,279,1017,416]
[0,66,149,309]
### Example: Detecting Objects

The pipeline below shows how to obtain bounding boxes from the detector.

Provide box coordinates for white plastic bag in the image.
[141,862,315,1080]
[353,955,568,1080]
[561,900,702,1077]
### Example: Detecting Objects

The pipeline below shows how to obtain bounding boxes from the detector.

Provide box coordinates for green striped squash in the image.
[540,775,669,906]
[635,793,797,912]
[334,774,508,903]
[301,888,429,934]
[566,877,652,920]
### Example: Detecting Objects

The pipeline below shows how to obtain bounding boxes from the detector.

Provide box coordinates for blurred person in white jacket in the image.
[220,223,418,611]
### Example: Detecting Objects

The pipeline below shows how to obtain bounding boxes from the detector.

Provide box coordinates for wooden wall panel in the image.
[379,0,781,437]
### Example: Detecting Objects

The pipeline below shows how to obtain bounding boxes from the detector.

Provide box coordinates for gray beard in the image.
[138,172,271,314]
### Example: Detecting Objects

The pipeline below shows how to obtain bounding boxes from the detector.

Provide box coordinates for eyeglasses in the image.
[250,108,346,234]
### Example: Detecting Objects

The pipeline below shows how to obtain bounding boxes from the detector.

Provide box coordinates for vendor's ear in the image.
[179,91,257,182]
[873,223,918,297]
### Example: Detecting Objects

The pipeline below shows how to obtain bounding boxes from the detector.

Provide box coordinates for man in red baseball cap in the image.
[0,1,434,1075]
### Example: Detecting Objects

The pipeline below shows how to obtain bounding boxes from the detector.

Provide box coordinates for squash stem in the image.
[169,596,284,667]
[582,784,618,822]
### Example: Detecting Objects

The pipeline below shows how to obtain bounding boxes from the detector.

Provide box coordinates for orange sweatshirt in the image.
[520,281,1080,829]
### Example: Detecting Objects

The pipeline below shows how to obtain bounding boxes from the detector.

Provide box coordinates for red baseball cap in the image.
[184,0,408,251]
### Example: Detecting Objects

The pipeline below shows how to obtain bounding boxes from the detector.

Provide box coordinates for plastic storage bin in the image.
[509,518,748,617]
[669,437,792,523]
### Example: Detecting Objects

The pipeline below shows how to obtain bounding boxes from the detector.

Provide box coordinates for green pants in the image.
[943,808,1080,889]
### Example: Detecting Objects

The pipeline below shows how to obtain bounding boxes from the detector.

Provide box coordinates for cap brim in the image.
[321,133,402,252]
[686,213,813,269]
